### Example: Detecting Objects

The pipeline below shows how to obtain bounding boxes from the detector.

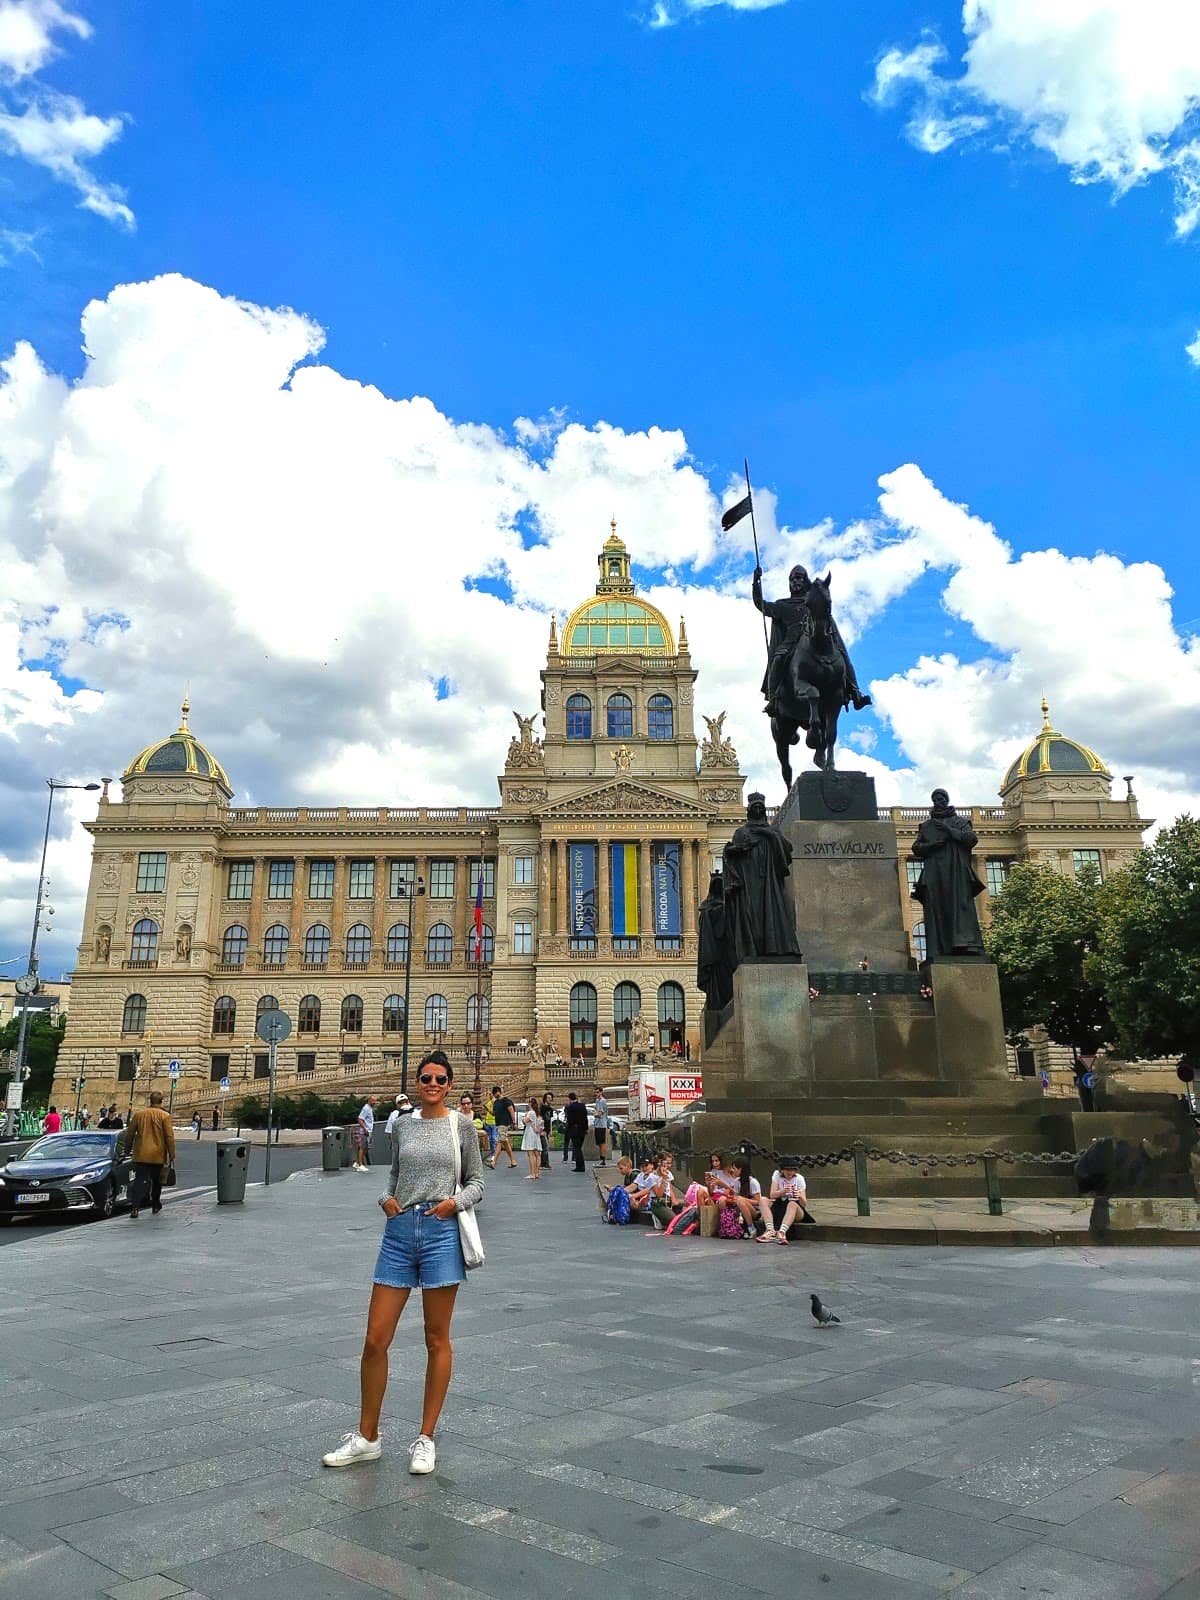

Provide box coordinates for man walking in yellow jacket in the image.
[123,1091,176,1220]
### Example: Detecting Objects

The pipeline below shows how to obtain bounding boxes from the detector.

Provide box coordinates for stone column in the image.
[538,841,552,937]
[680,837,696,937]
[597,837,610,944]
[247,855,267,962]
[638,838,654,949]
[556,838,568,935]
[330,857,348,959]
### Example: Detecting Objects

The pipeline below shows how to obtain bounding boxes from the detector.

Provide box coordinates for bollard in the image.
[983,1156,1003,1216]
[321,1125,344,1172]
[852,1143,871,1217]
[215,1137,249,1204]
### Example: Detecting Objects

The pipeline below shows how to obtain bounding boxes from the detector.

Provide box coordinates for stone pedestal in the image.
[776,772,910,972]
[732,961,812,1084]
[930,958,1009,1081]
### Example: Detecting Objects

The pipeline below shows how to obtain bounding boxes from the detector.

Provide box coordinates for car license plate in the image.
[16,1192,50,1204]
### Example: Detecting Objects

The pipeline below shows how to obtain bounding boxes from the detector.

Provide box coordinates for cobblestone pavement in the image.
[1,1161,1198,1599]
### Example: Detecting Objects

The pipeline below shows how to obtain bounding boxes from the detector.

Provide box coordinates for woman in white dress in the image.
[520,1103,543,1181]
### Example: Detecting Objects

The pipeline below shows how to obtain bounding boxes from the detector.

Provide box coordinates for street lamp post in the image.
[399,874,425,1096]
[11,779,101,1091]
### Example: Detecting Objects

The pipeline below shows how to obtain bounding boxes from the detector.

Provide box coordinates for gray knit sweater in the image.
[380,1111,485,1212]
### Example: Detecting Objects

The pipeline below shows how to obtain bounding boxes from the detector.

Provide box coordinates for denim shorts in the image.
[373,1206,465,1290]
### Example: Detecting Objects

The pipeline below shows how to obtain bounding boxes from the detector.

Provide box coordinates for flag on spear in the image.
[472,868,485,963]
[721,493,753,532]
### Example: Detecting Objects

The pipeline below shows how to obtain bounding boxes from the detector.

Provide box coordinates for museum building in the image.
[54,529,1149,1106]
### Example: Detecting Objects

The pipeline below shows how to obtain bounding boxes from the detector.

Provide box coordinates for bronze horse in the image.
[769,573,847,786]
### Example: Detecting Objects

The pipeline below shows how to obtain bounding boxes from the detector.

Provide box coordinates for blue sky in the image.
[1,0,1198,975]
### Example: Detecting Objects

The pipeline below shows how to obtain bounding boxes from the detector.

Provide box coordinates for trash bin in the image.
[216,1137,249,1204]
[321,1125,344,1172]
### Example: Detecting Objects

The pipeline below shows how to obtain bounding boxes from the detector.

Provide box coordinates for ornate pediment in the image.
[534,779,714,821]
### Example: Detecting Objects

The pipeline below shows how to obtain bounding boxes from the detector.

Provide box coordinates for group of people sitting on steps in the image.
[602,1147,815,1239]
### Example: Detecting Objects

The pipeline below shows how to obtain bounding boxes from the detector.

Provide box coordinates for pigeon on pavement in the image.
[810,1293,841,1326]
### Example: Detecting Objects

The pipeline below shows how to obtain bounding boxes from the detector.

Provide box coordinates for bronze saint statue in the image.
[697,872,736,1012]
[910,789,986,961]
[722,793,803,962]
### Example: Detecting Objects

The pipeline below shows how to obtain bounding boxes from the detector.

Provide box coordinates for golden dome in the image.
[123,696,231,790]
[1001,697,1110,790]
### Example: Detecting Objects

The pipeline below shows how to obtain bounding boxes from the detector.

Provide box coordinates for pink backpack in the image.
[718,1203,746,1239]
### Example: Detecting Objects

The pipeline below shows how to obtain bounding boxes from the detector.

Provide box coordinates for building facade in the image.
[53,531,1150,1107]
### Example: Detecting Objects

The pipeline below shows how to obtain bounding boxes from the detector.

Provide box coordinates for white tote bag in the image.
[450,1115,485,1270]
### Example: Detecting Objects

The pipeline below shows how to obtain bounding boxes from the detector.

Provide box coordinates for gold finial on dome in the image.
[1040,693,1055,733]
[179,688,191,732]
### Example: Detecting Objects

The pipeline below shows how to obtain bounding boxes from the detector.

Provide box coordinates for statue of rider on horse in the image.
[752,564,872,787]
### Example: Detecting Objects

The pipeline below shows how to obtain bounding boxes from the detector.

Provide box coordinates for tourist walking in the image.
[539,1093,554,1176]
[322,1050,484,1474]
[520,1101,542,1180]
[563,1092,588,1171]
[592,1086,610,1166]
[211,1105,220,1131]
[385,1093,412,1156]
[191,1111,202,1140]
[488,1084,517,1169]
[123,1090,176,1220]
[354,1095,379,1171]
[482,1093,498,1164]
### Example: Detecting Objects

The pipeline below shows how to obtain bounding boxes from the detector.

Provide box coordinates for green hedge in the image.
[230,1091,368,1128]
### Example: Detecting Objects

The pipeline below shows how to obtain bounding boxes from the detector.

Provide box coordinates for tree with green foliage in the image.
[985,861,1113,1059]
[1094,816,1200,1065]
[0,1010,67,1102]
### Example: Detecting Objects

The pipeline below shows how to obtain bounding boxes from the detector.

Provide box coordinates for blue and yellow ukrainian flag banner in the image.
[609,843,639,936]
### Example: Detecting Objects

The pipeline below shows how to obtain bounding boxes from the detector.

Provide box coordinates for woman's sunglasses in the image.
[418,1073,449,1086]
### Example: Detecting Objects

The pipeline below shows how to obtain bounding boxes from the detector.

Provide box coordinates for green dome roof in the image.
[1002,699,1110,790]
[124,698,230,789]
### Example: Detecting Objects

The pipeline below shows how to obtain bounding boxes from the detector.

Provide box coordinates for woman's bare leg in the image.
[777,1199,799,1236]
[419,1285,460,1437]
[358,1283,411,1440]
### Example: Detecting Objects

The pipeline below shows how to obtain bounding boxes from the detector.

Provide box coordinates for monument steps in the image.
[707,1082,1045,1111]
[806,1166,1081,1199]
[768,1113,1069,1141]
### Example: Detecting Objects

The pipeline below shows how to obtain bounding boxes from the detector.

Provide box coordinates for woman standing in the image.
[322,1051,484,1474]
[521,1101,543,1181]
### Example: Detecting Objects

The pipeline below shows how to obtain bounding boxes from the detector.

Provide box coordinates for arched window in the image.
[913,921,927,964]
[467,993,491,1035]
[122,994,147,1034]
[613,981,641,1050]
[570,981,598,1060]
[341,994,363,1033]
[304,924,331,965]
[382,994,406,1033]
[647,694,674,741]
[212,996,236,1036]
[606,692,633,739]
[298,994,321,1032]
[346,923,372,966]
[657,981,685,1050]
[425,993,448,1034]
[131,919,160,963]
[220,924,247,966]
[472,923,494,964]
[256,994,279,1018]
[386,923,410,964]
[427,922,453,965]
[263,924,289,966]
[566,693,592,740]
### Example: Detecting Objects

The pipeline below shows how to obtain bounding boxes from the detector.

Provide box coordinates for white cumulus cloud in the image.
[872,1,1200,234]
[2,275,1197,978]
[646,0,788,28]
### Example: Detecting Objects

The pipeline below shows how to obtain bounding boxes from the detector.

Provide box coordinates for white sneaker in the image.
[322,1430,381,1468]
[408,1434,436,1474]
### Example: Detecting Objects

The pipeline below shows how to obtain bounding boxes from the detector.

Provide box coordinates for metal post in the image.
[13,783,55,1087]
[265,1026,277,1187]
[983,1156,1003,1216]
[73,1064,85,1126]
[852,1142,871,1216]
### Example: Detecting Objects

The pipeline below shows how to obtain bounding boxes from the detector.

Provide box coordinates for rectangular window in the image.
[469,859,496,899]
[267,860,294,899]
[208,1053,230,1083]
[348,859,375,899]
[227,861,254,900]
[613,936,638,955]
[117,1052,138,1082]
[1072,849,1103,881]
[513,919,533,955]
[136,851,167,893]
[430,859,456,898]
[655,936,682,952]
[308,860,335,899]
[297,1051,316,1075]
[389,858,416,898]
[985,857,1012,898]
[253,1052,271,1079]
[905,859,922,893]
[513,854,534,886]
[341,1050,359,1069]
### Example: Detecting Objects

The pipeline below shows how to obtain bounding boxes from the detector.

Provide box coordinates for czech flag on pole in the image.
[472,867,485,963]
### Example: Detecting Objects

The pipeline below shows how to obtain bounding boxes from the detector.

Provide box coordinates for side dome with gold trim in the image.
[123,698,232,795]
[561,521,675,656]
[1001,698,1110,792]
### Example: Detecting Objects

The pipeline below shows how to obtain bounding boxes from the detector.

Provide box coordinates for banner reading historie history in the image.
[569,843,598,940]
[651,841,681,938]
[609,843,639,936]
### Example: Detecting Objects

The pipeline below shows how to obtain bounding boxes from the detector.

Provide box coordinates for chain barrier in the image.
[620,1128,1083,1169]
